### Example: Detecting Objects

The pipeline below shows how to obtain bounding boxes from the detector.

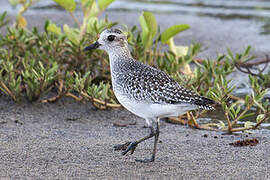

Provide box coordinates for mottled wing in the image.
[114,58,215,110]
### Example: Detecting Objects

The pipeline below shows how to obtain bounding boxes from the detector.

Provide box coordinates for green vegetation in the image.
[0,0,269,133]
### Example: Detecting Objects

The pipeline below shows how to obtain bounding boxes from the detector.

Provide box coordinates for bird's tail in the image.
[195,96,217,110]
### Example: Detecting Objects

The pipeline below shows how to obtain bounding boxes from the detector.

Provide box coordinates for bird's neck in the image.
[108,47,132,80]
[108,47,133,71]
[108,47,132,61]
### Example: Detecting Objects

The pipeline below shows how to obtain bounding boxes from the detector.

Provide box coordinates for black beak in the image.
[84,41,101,51]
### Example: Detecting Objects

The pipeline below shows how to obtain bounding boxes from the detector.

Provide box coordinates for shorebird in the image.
[84,28,215,162]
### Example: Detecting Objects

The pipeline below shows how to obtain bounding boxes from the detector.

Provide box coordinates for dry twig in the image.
[0,81,16,101]
[80,92,121,109]
[41,80,64,103]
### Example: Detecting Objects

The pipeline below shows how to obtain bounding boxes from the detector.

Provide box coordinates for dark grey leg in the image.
[114,126,155,155]
[114,119,161,163]
[135,120,160,163]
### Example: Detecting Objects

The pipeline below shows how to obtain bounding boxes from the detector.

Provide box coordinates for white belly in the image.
[114,90,197,120]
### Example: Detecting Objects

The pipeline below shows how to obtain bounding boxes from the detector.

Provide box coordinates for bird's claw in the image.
[135,157,154,163]
[113,142,131,151]
[113,141,138,155]
[122,142,138,155]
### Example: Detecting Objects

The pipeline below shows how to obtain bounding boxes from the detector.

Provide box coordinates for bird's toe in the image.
[135,157,155,163]
[121,141,138,155]
[113,141,131,151]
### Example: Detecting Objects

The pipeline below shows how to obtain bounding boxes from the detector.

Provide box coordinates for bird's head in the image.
[84,28,128,54]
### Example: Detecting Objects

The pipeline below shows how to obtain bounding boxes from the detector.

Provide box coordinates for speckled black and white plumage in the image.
[111,57,215,110]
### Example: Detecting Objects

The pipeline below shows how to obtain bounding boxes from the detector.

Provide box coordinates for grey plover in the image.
[84,28,215,162]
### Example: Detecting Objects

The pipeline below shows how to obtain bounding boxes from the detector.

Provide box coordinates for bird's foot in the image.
[114,142,131,151]
[113,141,138,155]
[135,157,155,163]
[122,142,138,155]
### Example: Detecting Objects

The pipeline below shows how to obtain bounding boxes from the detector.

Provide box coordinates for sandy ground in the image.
[0,97,270,179]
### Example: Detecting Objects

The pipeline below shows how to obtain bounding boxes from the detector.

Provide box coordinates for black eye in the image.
[107,35,115,41]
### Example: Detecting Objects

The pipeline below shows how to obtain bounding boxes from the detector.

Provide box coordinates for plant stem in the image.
[224,111,232,133]
[80,92,121,108]
[68,12,81,27]
[231,102,253,127]
[0,81,16,101]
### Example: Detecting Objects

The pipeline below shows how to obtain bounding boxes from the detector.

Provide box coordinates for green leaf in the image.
[227,48,234,60]
[63,24,79,45]
[46,23,62,35]
[98,0,115,11]
[244,45,251,56]
[9,0,19,7]
[86,17,98,33]
[83,0,99,17]
[253,97,265,112]
[81,0,94,15]
[175,45,189,57]
[245,95,250,104]
[143,12,158,36]
[161,24,190,44]
[0,12,9,29]
[256,114,265,123]
[238,112,255,121]
[87,0,99,18]
[53,0,76,12]
[139,11,157,49]
[218,120,225,129]
[244,121,254,129]
[235,105,241,116]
